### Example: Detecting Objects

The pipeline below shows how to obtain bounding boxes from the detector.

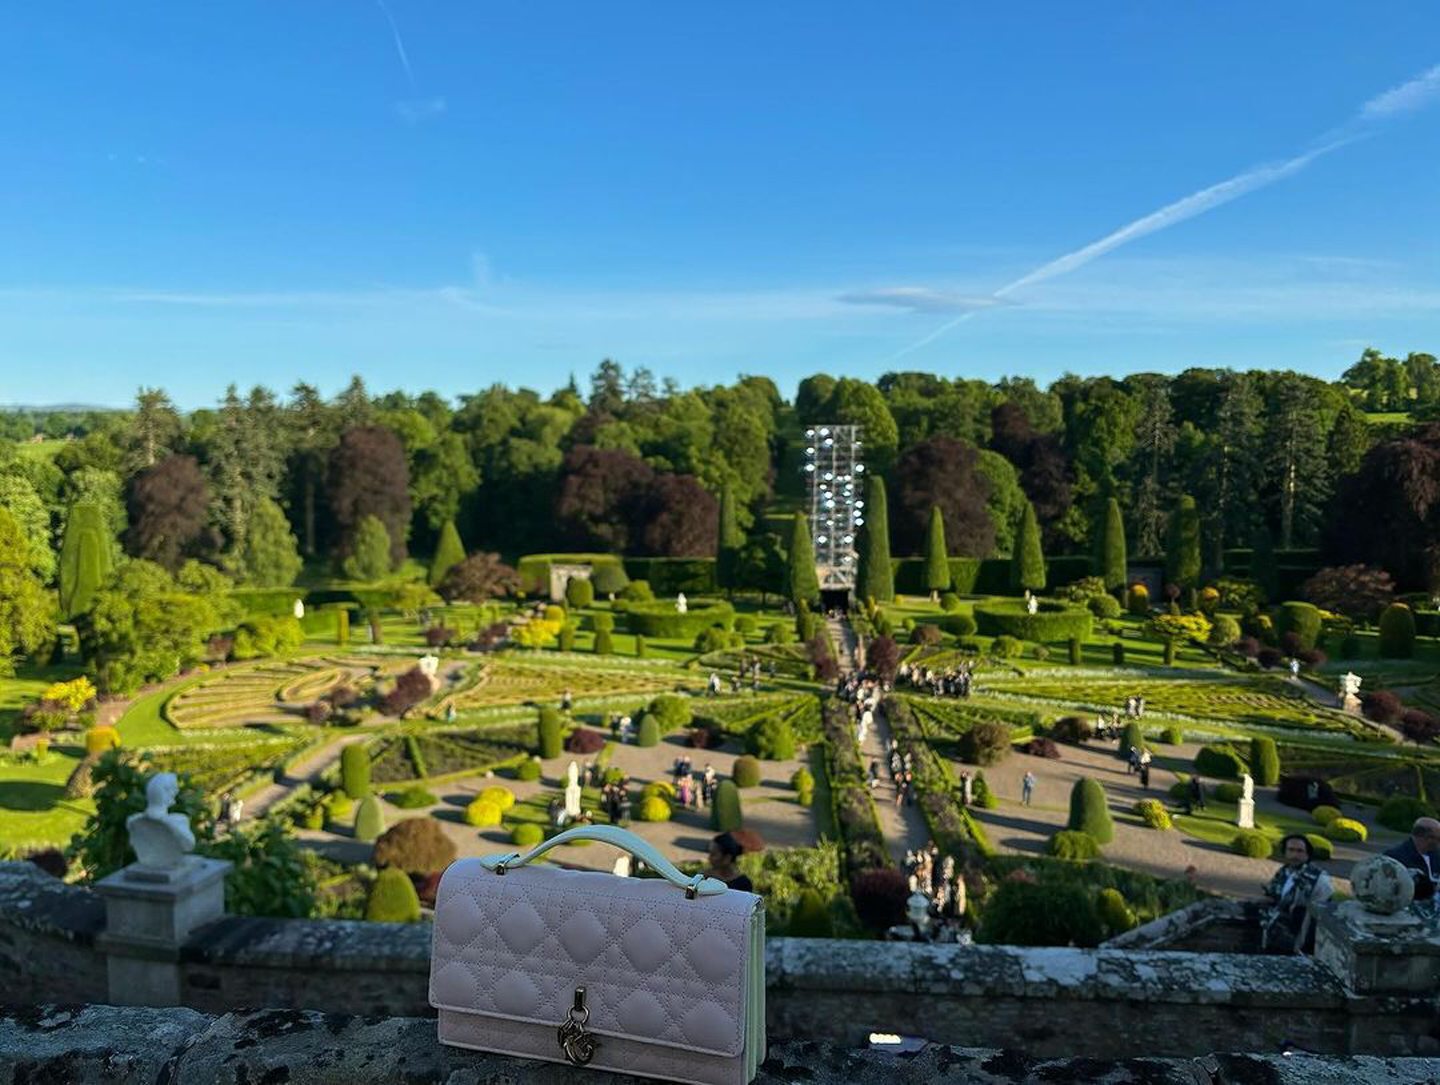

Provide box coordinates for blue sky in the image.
[1,3,1437,408]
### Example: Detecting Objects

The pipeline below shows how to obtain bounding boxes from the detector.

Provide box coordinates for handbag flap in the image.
[430,858,758,1058]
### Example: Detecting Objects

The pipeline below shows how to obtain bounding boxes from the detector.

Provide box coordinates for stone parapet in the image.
[3,1005,1439,1085]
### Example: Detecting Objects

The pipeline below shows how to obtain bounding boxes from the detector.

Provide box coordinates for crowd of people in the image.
[897,661,973,699]
[886,841,969,943]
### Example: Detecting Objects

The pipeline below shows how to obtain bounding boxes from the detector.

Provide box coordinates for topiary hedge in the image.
[958,721,1012,766]
[1048,829,1100,860]
[1379,603,1417,659]
[511,823,544,847]
[1378,795,1438,833]
[1213,782,1244,803]
[618,599,735,639]
[1324,816,1368,842]
[648,694,693,731]
[712,779,742,831]
[1310,804,1342,825]
[1195,744,1246,780]
[365,867,421,923]
[1133,798,1172,830]
[538,708,563,759]
[1249,736,1281,787]
[1303,833,1334,861]
[749,715,796,760]
[1066,778,1113,844]
[354,795,385,843]
[388,787,438,809]
[341,744,371,799]
[515,757,542,782]
[1231,830,1272,858]
[638,795,672,822]
[973,599,1093,642]
[977,879,1103,947]
[1097,887,1136,934]
[786,889,834,937]
[636,713,661,748]
[790,766,814,806]
[1276,601,1323,650]
[372,818,457,874]
[464,798,503,827]
[733,755,762,788]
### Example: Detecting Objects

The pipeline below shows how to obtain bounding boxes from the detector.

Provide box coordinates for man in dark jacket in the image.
[1384,817,1440,902]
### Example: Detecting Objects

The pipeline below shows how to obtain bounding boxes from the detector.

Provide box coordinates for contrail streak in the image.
[884,60,1440,363]
[376,0,417,93]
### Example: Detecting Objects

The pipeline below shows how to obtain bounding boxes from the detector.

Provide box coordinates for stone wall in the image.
[4,1005,1438,1085]
[3,862,1439,1059]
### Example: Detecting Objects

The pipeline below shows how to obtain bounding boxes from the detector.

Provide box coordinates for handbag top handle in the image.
[479,824,730,898]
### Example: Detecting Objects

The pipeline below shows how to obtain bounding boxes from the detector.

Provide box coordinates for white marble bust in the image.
[126,772,196,872]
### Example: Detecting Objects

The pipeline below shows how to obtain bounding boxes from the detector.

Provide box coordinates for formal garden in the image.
[3,366,1440,945]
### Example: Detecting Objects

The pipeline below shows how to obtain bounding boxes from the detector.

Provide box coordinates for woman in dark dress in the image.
[706,832,754,892]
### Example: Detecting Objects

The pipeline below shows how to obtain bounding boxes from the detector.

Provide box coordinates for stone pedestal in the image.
[1314,899,1440,995]
[95,857,231,1007]
[1236,797,1255,829]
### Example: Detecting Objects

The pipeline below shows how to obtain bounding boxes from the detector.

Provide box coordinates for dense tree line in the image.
[1,348,1438,678]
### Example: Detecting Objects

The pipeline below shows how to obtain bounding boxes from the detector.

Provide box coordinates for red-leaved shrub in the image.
[564,727,606,754]
[850,868,909,931]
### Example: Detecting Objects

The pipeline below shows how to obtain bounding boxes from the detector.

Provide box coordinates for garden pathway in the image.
[830,615,931,865]
[972,734,1402,899]
[245,734,370,820]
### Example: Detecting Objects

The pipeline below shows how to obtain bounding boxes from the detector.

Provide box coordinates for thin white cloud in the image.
[886,59,1440,362]
[1361,62,1440,119]
[837,287,1014,314]
[376,0,417,92]
[395,96,446,123]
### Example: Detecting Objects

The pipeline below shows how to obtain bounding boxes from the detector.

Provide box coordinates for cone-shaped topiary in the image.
[717,483,743,593]
[636,713,661,747]
[354,794,385,843]
[787,889,834,937]
[856,474,894,603]
[1165,494,1201,589]
[1250,736,1280,787]
[786,514,821,609]
[1120,722,1145,758]
[634,634,647,658]
[1066,777,1113,845]
[428,520,466,587]
[733,754,762,788]
[595,629,614,655]
[1011,499,1045,593]
[341,744,371,799]
[538,707,563,758]
[1099,497,1126,593]
[565,576,594,609]
[923,506,951,596]
[1277,602,1322,651]
[712,779,742,831]
[1379,603,1416,659]
[1068,637,1082,665]
[365,867,421,922]
[59,502,112,621]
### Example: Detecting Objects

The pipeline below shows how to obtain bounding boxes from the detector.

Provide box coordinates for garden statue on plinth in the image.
[125,772,196,878]
[293,598,305,620]
[676,592,688,614]
[564,761,583,821]
[1236,772,1255,829]
[1340,671,1363,714]
[1026,595,1038,616]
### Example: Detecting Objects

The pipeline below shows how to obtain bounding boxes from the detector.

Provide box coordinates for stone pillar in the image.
[94,857,231,1007]
[1236,797,1255,829]
[1314,900,1440,996]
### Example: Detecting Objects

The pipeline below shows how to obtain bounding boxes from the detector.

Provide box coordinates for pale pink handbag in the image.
[429,825,766,1085]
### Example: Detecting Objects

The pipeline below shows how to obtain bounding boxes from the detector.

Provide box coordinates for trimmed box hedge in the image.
[618,598,735,638]
[973,599,1093,642]
[515,553,625,596]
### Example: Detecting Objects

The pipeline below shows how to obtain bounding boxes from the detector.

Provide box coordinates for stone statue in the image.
[1241,773,1254,802]
[1236,772,1256,829]
[675,592,688,614]
[1026,595,1039,616]
[1341,672,1363,697]
[564,761,582,820]
[292,598,305,620]
[419,654,440,679]
[125,773,195,873]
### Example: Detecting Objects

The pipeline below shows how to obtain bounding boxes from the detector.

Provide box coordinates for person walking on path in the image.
[1188,774,1206,813]
[1021,771,1036,806]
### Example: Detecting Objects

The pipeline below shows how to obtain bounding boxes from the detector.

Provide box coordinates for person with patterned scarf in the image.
[1260,834,1333,954]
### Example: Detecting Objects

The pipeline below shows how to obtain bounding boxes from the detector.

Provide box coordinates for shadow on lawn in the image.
[0,781,65,811]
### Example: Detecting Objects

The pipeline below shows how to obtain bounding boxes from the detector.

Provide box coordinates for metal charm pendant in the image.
[557,986,598,1066]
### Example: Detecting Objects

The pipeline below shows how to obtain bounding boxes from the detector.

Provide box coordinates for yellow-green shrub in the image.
[84,726,121,755]
[638,795,672,822]
[1311,804,1342,826]
[465,798,503,827]
[1324,817,1368,843]
[479,786,515,811]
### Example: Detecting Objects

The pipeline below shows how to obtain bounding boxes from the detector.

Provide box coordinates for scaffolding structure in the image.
[803,424,865,593]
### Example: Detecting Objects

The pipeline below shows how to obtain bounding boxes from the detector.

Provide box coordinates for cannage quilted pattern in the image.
[431,859,756,1056]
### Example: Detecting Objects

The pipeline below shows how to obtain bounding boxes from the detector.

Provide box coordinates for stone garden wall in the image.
[2,862,1437,1059]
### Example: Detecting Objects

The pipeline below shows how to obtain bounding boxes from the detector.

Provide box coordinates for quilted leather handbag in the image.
[429,824,766,1085]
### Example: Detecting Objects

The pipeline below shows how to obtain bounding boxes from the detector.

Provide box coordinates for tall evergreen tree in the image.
[786,513,820,608]
[1129,378,1177,557]
[241,496,303,587]
[855,474,894,603]
[1202,373,1263,569]
[1165,494,1202,588]
[429,520,466,587]
[58,503,112,620]
[1011,499,1046,593]
[1251,523,1279,602]
[1099,497,1127,593]
[1264,375,1329,549]
[343,515,395,582]
[716,483,743,592]
[923,505,951,598]
[125,388,183,473]
[285,382,337,558]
